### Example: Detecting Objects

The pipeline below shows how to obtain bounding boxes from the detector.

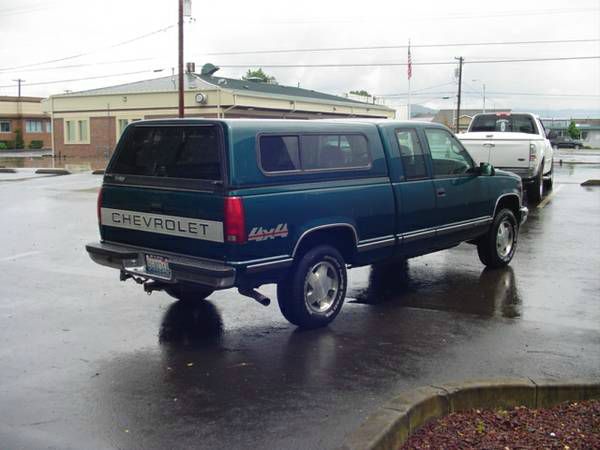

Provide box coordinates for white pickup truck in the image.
[459,112,554,202]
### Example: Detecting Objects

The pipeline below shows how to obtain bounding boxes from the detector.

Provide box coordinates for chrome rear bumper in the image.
[86,242,235,289]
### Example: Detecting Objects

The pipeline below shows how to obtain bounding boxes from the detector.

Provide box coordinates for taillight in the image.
[97,187,103,224]
[224,197,246,244]
[529,143,537,162]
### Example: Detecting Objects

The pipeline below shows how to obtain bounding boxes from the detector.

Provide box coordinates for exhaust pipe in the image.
[238,288,271,306]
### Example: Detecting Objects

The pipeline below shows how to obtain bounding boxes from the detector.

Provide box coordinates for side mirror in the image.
[479,162,495,176]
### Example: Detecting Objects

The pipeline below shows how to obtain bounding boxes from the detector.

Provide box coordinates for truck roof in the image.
[130,118,449,132]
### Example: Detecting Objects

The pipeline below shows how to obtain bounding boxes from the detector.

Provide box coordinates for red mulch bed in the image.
[401,399,600,449]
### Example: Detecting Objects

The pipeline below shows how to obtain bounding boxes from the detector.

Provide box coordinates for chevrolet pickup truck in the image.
[458,112,554,202]
[86,119,527,328]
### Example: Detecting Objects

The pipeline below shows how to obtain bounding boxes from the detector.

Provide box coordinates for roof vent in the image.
[200,63,220,76]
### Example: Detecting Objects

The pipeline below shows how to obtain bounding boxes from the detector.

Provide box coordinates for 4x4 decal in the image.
[248,223,289,242]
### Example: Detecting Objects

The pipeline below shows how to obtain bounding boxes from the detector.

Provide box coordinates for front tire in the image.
[477,208,518,268]
[277,245,347,329]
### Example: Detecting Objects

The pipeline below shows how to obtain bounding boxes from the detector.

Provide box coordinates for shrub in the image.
[0,140,14,149]
[29,140,44,149]
[0,142,7,150]
[15,129,24,149]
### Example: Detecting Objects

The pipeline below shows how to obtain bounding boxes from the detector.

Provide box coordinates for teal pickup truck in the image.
[86,119,527,328]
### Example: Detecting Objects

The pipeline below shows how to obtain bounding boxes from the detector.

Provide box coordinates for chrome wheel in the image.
[496,219,515,259]
[304,261,339,314]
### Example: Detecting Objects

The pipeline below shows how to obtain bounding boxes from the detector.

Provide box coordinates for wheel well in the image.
[293,226,357,263]
[495,195,520,221]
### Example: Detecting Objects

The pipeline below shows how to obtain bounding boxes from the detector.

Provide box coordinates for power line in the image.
[379,91,600,98]
[0,24,176,72]
[217,55,600,69]
[0,57,160,74]
[0,69,165,89]
[208,38,600,56]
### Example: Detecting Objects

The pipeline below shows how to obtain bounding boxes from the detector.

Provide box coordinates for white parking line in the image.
[537,185,563,209]
[0,251,42,263]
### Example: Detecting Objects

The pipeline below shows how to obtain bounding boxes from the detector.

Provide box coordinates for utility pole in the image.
[178,0,184,118]
[455,57,463,133]
[482,83,486,113]
[13,79,24,97]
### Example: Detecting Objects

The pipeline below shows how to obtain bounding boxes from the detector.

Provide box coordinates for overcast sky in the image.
[1,0,599,115]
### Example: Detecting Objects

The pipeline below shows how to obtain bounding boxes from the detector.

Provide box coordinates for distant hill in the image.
[528,108,600,119]
[410,104,437,117]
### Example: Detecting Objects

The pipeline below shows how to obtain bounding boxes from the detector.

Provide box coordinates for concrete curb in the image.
[91,169,105,175]
[340,378,600,450]
[0,168,17,173]
[34,168,71,175]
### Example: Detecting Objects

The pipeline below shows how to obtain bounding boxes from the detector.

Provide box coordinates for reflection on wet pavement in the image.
[350,261,520,319]
[159,300,224,347]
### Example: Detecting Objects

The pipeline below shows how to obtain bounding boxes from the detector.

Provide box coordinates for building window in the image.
[25,120,43,133]
[0,121,10,133]
[46,121,52,133]
[64,118,90,144]
[117,117,142,139]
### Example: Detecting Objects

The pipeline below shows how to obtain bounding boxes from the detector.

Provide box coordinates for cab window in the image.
[395,128,428,180]
[424,128,474,177]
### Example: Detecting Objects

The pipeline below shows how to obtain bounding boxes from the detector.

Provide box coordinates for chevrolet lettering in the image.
[87,119,527,328]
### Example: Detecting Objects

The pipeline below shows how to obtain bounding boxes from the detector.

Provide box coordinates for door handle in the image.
[483,142,495,148]
[436,188,446,197]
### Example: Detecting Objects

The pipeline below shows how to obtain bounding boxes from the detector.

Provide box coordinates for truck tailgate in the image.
[459,132,534,169]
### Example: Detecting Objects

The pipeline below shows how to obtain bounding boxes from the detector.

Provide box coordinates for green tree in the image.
[14,128,24,149]
[349,90,372,98]
[567,120,580,139]
[242,68,277,84]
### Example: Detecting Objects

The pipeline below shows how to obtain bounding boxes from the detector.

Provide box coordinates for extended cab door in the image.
[389,127,438,256]
[421,127,491,244]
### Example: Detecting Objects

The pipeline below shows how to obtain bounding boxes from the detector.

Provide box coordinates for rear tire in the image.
[527,166,544,203]
[477,208,518,268]
[165,283,214,302]
[277,245,347,329]
[543,167,554,191]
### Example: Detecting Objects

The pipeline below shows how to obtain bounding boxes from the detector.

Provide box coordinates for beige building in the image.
[433,109,512,133]
[0,96,51,149]
[46,64,394,158]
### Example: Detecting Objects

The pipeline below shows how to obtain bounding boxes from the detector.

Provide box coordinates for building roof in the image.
[54,72,392,112]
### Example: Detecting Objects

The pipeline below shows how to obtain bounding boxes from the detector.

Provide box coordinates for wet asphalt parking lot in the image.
[1,162,599,449]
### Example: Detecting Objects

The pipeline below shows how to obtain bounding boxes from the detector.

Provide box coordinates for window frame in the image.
[26,120,43,133]
[256,131,372,176]
[105,122,228,191]
[0,120,11,133]
[423,127,476,179]
[64,118,90,144]
[394,127,430,181]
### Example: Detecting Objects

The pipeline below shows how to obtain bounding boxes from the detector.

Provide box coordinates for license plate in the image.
[145,254,172,279]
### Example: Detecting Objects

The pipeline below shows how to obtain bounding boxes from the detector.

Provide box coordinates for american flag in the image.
[407,41,412,80]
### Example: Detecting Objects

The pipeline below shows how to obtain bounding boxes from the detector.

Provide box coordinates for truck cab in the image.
[87,119,527,328]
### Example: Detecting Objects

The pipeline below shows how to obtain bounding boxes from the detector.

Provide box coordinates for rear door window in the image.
[395,129,428,180]
[469,114,538,134]
[109,125,222,180]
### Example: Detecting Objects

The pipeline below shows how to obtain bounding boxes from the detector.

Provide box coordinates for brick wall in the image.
[53,117,116,158]
[0,117,51,149]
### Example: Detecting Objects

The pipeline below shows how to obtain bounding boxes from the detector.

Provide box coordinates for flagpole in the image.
[407,39,411,120]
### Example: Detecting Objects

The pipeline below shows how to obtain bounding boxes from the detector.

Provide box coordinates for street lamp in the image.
[472,79,486,113]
